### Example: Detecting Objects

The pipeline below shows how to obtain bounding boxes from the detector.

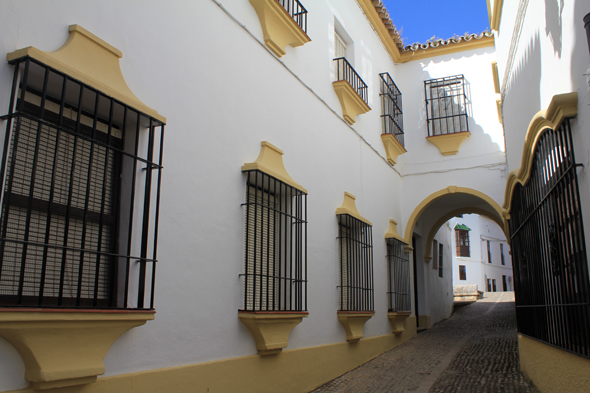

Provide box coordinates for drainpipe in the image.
[585,13,590,56]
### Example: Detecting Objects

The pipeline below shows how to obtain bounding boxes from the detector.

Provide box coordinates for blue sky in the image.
[381,0,490,46]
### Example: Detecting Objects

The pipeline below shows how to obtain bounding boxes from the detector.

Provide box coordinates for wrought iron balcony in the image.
[424,74,469,137]
[334,57,369,105]
[379,72,404,147]
[277,0,308,33]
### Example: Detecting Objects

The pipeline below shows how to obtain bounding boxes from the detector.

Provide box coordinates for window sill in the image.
[381,134,407,165]
[387,311,411,334]
[426,131,470,156]
[0,309,154,390]
[238,311,308,355]
[249,0,311,57]
[332,81,371,125]
[337,311,375,342]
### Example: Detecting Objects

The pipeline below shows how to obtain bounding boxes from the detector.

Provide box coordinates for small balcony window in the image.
[379,73,404,146]
[386,238,410,312]
[334,57,369,105]
[337,214,374,312]
[424,75,469,136]
[455,224,470,257]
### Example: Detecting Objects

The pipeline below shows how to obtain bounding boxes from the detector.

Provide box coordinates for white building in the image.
[450,214,513,293]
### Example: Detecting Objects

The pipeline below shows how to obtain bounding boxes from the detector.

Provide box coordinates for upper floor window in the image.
[500,243,505,265]
[0,58,164,309]
[487,240,492,263]
[424,75,469,136]
[438,243,444,278]
[337,214,373,311]
[241,170,307,311]
[379,73,404,146]
[459,265,466,280]
[455,224,470,257]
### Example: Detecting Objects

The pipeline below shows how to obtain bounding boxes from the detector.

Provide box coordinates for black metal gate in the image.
[509,118,590,357]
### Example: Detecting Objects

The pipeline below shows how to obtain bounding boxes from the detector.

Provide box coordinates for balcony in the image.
[333,57,371,125]
[424,75,471,155]
[250,0,311,57]
[379,72,406,165]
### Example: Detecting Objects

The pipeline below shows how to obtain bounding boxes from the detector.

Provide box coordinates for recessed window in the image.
[432,240,438,270]
[337,214,373,311]
[0,58,164,309]
[459,265,466,280]
[500,243,505,265]
[438,243,444,278]
[386,238,410,312]
[424,75,469,136]
[502,275,508,291]
[241,170,307,311]
[455,225,470,257]
[379,73,404,146]
[487,240,492,263]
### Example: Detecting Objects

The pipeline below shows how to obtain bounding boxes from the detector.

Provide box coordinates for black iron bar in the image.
[333,58,368,105]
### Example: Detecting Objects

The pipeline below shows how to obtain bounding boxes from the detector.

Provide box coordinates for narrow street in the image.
[312,292,537,393]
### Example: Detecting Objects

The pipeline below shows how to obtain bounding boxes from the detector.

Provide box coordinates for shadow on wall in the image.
[545,0,564,58]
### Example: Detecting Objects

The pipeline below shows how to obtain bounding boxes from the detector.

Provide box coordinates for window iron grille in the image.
[276,0,308,33]
[334,57,368,105]
[509,118,590,358]
[337,214,374,312]
[424,75,469,136]
[0,57,164,310]
[386,237,410,312]
[241,170,307,312]
[379,72,404,146]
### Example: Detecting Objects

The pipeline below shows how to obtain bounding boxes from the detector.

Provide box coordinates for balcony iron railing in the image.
[334,57,369,105]
[424,75,469,136]
[379,72,404,147]
[277,0,308,33]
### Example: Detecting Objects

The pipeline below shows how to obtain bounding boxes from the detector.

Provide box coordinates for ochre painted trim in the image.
[518,334,590,393]
[426,131,471,156]
[423,207,508,262]
[490,0,504,31]
[384,219,406,244]
[503,92,578,214]
[387,311,411,334]
[3,322,417,393]
[403,186,505,246]
[496,99,503,124]
[337,311,375,342]
[242,141,308,193]
[0,310,154,389]
[417,315,431,329]
[238,311,308,355]
[336,192,372,226]
[6,25,165,123]
[491,61,500,94]
[332,80,371,125]
[355,0,403,63]
[380,134,407,165]
[249,0,311,57]
[400,35,495,62]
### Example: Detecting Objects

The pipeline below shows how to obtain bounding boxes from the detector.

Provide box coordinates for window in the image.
[438,243,444,278]
[487,240,492,263]
[455,225,470,257]
[241,170,307,311]
[0,58,164,309]
[337,214,373,311]
[459,265,466,280]
[386,238,410,312]
[500,243,505,265]
[424,75,469,136]
[502,275,507,291]
[379,73,404,146]
[492,279,497,292]
[487,279,492,292]
[432,240,438,270]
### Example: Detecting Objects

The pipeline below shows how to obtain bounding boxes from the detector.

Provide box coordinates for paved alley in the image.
[312,292,537,393]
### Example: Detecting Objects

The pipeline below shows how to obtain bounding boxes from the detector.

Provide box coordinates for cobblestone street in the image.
[312,292,537,393]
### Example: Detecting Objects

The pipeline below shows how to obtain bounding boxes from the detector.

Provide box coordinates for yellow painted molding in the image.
[0,310,154,389]
[249,0,311,57]
[417,315,431,329]
[355,0,403,63]
[6,25,165,123]
[387,312,411,334]
[426,131,471,156]
[238,311,308,355]
[384,219,406,244]
[518,334,590,393]
[380,133,407,165]
[242,141,308,193]
[399,35,495,62]
[403,187,505,246]
[4,322,417,393]
[423,207,508,262]
[335,192,372,226]
[496,99,503,124]
[503,92,578,213]
[337,311,375,342]
[332,80,371,125]
[404,245,414,253]
[492,61,500,93]
[490,0,504,31]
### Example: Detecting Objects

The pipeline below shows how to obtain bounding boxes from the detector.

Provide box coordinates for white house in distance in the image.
[450,214,513,293]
